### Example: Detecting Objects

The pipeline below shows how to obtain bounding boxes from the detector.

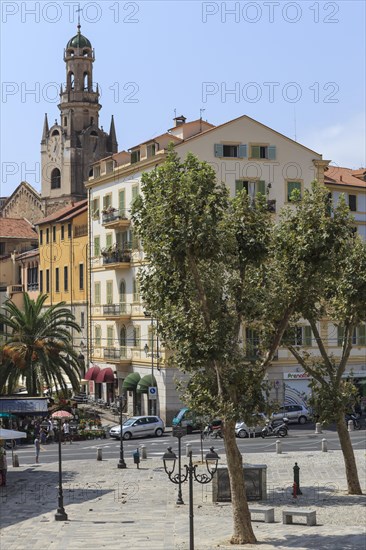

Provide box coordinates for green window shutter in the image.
[235,180,244,196]
[106,234,112,249]
[107,326,114,346]
[268,146,276,160]
[119,190,125,215]
[251,145,260,158]
[95,326,101,346]
[287,181,301,201]
[132,186,139,201]
[94,236,100,256]
[214,144,224,157]
[304,326,312,346]
[106,281,113,304]
[257,180,266,196]
[134,326,141,347]
[103,195,111,209]
[337,326,344,347]
[238,144,247,158]
[131,229,138,249]
[358,324,366,346]
[94,282,101,305]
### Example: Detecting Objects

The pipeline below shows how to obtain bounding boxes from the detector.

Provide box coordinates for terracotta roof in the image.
[37,200,87,225]
[167,119,215,132]
[0,218,38,239]
[16,248,40,260]
[130,132,182,150]
[324,167,366,189]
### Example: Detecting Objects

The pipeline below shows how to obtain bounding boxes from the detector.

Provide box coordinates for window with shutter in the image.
[95,325,101,347]
[133,325,141,347]
[106,233,112,249]
[107,326,114,347]
[55,268,59,292]
[287,181,302,201]
[268,146,276,160]
[119,190,126,216]
[348,194,357,212]
[132,185,139,201]
[357,324,366,346]
[251,145,260,159]
[304,326,312,346]
[94,236,100,257]
[256,180,266,196]
[103,194,111,210]
[214,144,224,157]
[238,144,247,158]
[337,326,344,347]
[92,197,100,220]
[133,278,140,302]
[94,282,101,305]
[106,281,113,305]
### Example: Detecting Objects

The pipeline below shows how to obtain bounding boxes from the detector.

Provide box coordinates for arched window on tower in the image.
[68,71,74,90]
[52,129,59,136]
[83,72,89,91]
[51,168,61,189]
[119,326,127,348]
[90,130,98,136]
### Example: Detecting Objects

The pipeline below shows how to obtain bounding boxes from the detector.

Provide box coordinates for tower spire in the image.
[41,113,49,143]
[108,115,118,153]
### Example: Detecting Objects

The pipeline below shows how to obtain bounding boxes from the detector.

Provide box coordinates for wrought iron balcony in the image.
[101,246,131,265]
[102,208,130,226]
[103,347,129,361]
[102,303,130,316]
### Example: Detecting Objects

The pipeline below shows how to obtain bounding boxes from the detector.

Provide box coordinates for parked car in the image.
[271,405,309,424]
[109,416,165,440]
[235,414,266,438]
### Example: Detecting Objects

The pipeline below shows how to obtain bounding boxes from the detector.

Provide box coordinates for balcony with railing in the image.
[102,208,130,228]
[101,245,131,267]
[103,303,131,318]
[27,283,39,291]
[103,346,130,362]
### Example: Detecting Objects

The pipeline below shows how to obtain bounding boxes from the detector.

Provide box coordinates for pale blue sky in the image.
[1,0,365,196]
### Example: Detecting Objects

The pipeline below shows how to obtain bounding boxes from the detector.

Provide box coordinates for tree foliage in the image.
[0,293,82,396]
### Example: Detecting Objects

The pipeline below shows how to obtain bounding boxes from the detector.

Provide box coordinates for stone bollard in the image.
[13,454,19,467]
[140,445,147,460]
[96,447,103,461]
[315,422,322,434]
[348,420,354,432]
[321,438,328,452]
[276,439,282,454]
[186,443,192,457]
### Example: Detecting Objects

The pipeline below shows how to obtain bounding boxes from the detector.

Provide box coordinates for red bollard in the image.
[293,482,297,498]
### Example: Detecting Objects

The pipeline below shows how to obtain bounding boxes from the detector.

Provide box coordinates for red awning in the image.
[84,366,101,381]
[95,368,115,384]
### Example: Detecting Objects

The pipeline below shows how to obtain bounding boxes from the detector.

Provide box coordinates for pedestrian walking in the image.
[34,436,41,464]
[0,442,7,486]
[62,420,72,444]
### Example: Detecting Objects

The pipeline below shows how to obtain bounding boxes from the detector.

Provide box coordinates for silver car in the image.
[271,405,309,424]
[109,415,165,440]
[235,414,266,438]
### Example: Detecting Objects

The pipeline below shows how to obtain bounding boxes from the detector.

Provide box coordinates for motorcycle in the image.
[202,420,223,439]
[261,418,289,438]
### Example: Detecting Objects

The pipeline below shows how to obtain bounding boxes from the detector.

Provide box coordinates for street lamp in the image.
[55,418,67,521]
[144,313,156,415]
[117,394,126,469]
[163,446,219,550]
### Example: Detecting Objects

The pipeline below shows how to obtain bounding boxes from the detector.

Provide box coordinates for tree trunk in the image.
[223,419,257,544]
[336,414,362,495]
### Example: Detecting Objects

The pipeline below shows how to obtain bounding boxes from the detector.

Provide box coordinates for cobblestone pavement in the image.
[0,449,365,549]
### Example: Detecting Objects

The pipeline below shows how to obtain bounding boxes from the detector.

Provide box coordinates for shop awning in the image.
[136,374,157,394]
[122,372,141,391]
[84,366,101,381]
[95,368,115,383]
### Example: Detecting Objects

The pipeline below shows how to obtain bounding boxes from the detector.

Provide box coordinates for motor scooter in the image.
[345,413,361,430]
[202,420,223,439]
[261,418,289,438]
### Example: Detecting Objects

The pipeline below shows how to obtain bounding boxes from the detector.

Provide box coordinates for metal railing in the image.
[102,208,129,225]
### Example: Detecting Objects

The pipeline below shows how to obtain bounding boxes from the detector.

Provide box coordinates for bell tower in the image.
[41,25,118,215]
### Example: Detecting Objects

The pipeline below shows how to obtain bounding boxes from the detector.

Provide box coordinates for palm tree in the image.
[0,293,82,396]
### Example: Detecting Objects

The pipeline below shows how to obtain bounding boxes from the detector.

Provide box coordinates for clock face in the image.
[47,135,61,162]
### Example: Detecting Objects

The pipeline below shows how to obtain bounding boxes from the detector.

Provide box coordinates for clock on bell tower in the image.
[41,25,118,215]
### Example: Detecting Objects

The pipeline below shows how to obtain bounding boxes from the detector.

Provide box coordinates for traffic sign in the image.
[148,386,157,400]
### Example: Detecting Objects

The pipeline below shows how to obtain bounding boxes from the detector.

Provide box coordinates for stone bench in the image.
[248,506,275,523]
[282,508,316,526]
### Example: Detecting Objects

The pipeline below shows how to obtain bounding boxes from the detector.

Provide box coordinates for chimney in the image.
[174,115,186,127]
[340,175,343,182]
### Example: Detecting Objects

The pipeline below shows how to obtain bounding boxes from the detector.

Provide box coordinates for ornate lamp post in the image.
[117,394,126,469]
[163,446,219,550]
[55,418,67,521]
[144,314,156,415]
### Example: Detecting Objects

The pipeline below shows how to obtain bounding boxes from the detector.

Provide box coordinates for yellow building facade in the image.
[36,200,88,361]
